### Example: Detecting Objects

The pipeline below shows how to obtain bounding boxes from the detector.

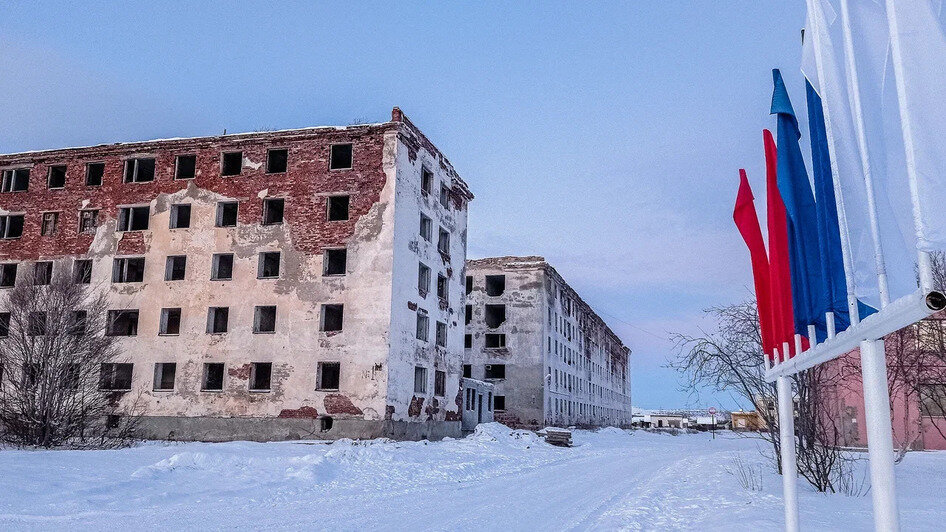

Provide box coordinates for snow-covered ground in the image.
[0,424,943,531]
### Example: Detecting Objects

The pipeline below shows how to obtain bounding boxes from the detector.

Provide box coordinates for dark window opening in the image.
[420,214,432,241]
[465,304,472,325]
[206,307,229,334]
[421,167,433,195]
[170,204,191,229]
[33,261,53,286]
[435,370,446,397]
[435,321,447,347]
[117,206,150,231]
[0,312,10,337]
[414,366,428,394]
[216,201,239,227]
[107,310,139,336]
[485,364,506,380]
[416,310,429,341]
[439,183,450,209]
[1,168,29,192]
[211,253,234,280]
[327,195,349,221]
[485,333,507,349]
[438,228,450,255]
[437,274,448,303]
[28,311,47,336]
[485,275,506,297]
[494,395,506,411]
[463,364,472,378]
[250,362,272,391]
[466,275,473,295]
[165,255,186,281]
[123,158,155,183]
[41,212,59,236]
[100,363,133,391]
[0,215,24,239]
[485,304,506,328]
[86,163,105,186]
[79,209,99,233]
[321,304,344,332]
[47,165,66,189]
[262,198,284,225]
[112,257,145,283]
[202,363,225,391]
[61,364,81,389]
[329,144,353,170]
[317,361,340,391]
[258,251,280,279]
[324,248,347,276]
[418,263,431,295]
[321,417,333,432]
[254,305,277,333]
[153,363,177,391]
[74,259,92,284]
[267,149,288,173]
[221,151,243,176]
[159,308,182,335]
[175,155,196,180]
[464,334,472,349]
[0,264,16,287]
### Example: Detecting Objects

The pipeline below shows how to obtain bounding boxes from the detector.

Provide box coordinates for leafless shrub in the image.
[727,453,764,492]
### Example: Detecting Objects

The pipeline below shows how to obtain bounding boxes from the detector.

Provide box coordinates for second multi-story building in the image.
[0,108,473,441]
[464,256,632,429]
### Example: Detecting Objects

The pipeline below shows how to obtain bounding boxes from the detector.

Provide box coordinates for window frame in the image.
[123,157,156,184]
[211,253,234,281]
[329,143,353,171]
[266,148,289,174]
[257,251,281,279]
[253,305,277,334]
[47,165,67,189]
[159,307,182,336]
[174,154,197,180]
[221,151,243,176]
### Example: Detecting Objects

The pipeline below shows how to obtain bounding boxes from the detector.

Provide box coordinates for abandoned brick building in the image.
[464,256,632,429]
[0,108,473,441]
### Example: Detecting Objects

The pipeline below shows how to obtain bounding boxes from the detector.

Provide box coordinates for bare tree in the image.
[0,269,137,448]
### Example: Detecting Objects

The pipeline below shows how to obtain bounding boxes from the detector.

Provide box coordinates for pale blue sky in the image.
[0,1,812,409]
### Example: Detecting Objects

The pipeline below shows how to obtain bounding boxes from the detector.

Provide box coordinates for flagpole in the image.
[777,374,799,532]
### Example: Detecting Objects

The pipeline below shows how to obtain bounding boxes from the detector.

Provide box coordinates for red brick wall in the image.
[0,124,395,261]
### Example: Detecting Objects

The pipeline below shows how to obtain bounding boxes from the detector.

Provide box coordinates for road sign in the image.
[708,407,717,416]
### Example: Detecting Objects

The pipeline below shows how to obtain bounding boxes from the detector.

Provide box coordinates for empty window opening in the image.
[418,263,431,295]
[435,321,447,347]
[0,312,10,337]
[165,255,186,281]
[250,362,272,391]
[206,307,229,334]
[68,311,85,335]
[465,304,472,325]
[0,264,17,287]
[153,363,177,391]
[216,201,238,227]
[47,165,66,189]
[79,209,99,233]
[117,206,150,231]
[420,214,432,241]
[327,195,349,221]
[113,257,145,283]
[485,304,506,328]
[107,310,139,336]
[321,304,344,332]
[494,395,506,411]
[86,163,105,186]
[466,275,473,295]
[485,333,507,349]
[175,155,196,180]
[414,366,428,394]
[28,311,47,336]
[221,151,243,176]
[123,158,155,183]
[437,274,448,302]
[435,370,446,397]
[159,308,182,335]
[254,305,277,334]
[258,251,280,279]
[0,214,25,239]
[100,363,133,391]
[33,261,53,285]
[421,167,433,195]
[321,417,333,432]
[169,204,191,229]
[416,309,429,342]
[262,198,284,225]
[485,364,506,380]
[1,168,29,192]
[202,363,225,391]
[317,361,341,391]
[329,144,353,170]
[323,248,346,276]
[211,253,234,280]
[463,364,472,378]
[464,334,472,349]
[267,149,288,173]
[438,228,450,255]
[439,183,450,209]
[41,212,59,236]
[485,275,506,297]
[60,363,81,389]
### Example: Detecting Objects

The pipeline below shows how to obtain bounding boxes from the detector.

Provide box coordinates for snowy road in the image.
[0,424,943,530]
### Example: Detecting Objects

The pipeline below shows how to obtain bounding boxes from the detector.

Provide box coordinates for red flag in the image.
[734,169,775,358]
[764,129,796,359]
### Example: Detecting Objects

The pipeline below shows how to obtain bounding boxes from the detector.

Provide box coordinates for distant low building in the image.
[731,410,767,432]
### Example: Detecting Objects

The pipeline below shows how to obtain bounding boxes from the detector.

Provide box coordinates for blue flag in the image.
[771,69,828,341]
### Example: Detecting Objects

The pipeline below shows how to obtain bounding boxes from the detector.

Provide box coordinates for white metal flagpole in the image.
[777,375,800,532]
[859,338,900,531]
